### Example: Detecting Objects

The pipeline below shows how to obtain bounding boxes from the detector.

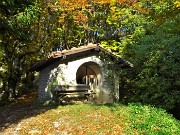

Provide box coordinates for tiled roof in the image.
[29,43,133,71]
[47,43,118,59]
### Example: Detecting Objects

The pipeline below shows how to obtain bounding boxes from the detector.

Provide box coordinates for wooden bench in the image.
[53,85,95,103]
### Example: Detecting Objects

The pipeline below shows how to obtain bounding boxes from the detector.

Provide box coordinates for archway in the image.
[76,62,102,89]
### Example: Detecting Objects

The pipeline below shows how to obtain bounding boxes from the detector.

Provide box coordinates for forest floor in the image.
[0,91,40,134]
[0,92,179,135]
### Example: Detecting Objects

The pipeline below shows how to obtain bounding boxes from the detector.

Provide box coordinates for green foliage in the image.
[125,103,180,134]
[120,10,180,110]
[0,0,42,100]
[8,3,39,28]
[48,80,58,93]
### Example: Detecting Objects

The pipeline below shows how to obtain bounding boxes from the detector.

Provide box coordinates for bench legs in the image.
[53,91,96,104]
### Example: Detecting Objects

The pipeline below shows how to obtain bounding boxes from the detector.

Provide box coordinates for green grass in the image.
[14,103,180,135]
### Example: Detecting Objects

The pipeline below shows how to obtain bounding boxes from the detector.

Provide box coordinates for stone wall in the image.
[37,54,119,104]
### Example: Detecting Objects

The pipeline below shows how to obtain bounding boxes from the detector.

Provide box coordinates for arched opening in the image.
[76,62,102,89]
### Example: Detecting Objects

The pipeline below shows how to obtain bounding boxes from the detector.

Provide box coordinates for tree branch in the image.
[19,34,48,60]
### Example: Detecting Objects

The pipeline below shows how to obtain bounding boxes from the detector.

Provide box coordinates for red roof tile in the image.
[29,43,132,71]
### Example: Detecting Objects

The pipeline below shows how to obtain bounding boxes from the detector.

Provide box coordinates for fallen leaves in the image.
[2,104,178,135]
[6,105,125,135]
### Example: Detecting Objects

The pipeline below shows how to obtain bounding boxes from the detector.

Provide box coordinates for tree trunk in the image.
[7,62,21,100]
[2,80,9,103]
[8,78,18,99]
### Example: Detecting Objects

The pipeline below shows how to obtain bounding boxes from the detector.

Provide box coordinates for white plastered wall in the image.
[38,55,118,103]
[56,55,103,86]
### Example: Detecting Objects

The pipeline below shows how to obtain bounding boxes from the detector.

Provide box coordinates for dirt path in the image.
[0,106,53,134]
[0,91,47,134]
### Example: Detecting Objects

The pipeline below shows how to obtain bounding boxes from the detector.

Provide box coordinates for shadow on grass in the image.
[0,92,59,132]
[88,101,180,120]
[0,104,60,132]
[83,102,124,113]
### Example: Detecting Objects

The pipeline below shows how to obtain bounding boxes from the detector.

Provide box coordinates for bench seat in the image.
[52,85,95,103]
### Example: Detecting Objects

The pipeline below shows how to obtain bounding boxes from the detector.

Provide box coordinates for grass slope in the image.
[3,103,179,135]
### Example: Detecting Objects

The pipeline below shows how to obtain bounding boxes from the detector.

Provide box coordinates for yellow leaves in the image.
[93,0,112,4]
[59,13,66,23]
[74,11,88,23]
[111,124,123,134]
[58,0,89,9]
[51,0,149,27]
[174,1,180,8]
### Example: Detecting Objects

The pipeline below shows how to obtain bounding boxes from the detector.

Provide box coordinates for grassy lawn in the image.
[1,103,179,135]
